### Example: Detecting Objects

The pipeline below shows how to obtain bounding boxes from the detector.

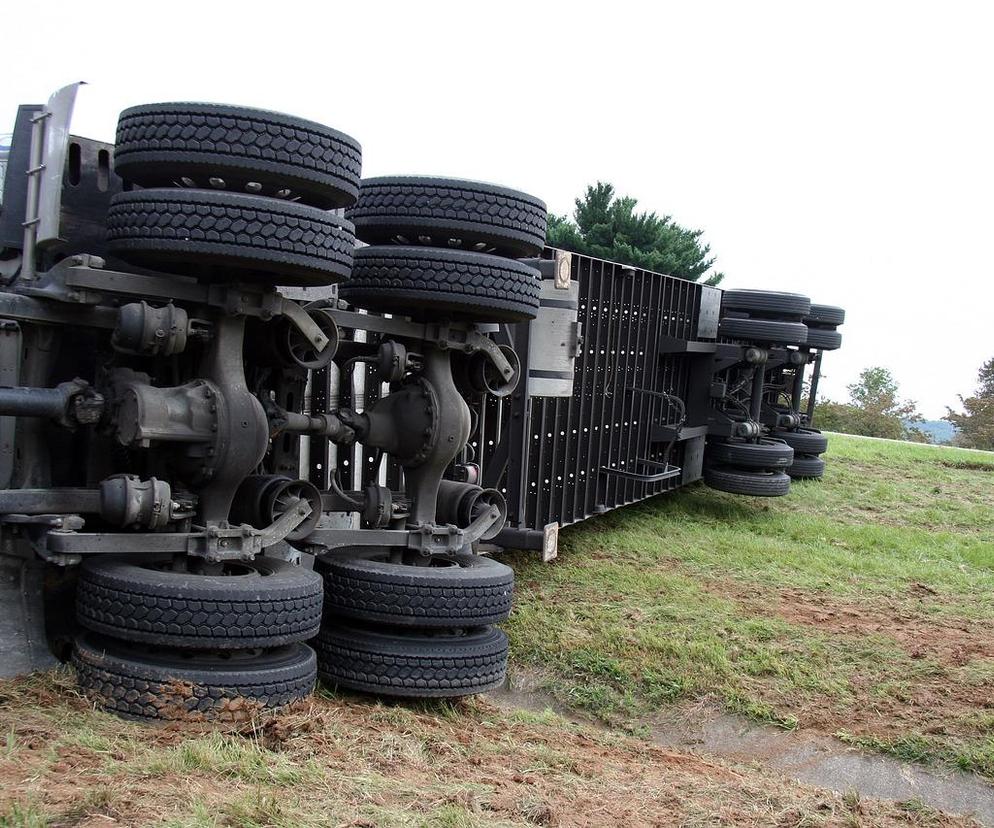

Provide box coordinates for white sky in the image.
[4,1,991,418]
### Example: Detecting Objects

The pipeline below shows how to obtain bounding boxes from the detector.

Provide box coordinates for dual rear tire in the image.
[772,427,830,480]
[73,556,324,721]
[704,438,793,497]
[340,177,548,324]
[703,466,791,497]
[804,304,845,351]
[107,102,362,287]
[315,551,514,698]
[718,290,812,346]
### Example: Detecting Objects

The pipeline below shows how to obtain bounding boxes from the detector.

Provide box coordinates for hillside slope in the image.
[1,434,991,826]
[505,434,994,777]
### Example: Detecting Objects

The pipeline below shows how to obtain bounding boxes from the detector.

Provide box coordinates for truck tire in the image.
[706,438,794,470]
[717,317,808,345]
[73,633,316,721]
[721,290,811,319]
[320,552,514,628]
[806,304,846,326]
[76,556,323,649]
[347,176,548,258]
[703,466,791,497]
[114,103,362,208]
[788,454,826,480]
[804,327,843,350]
[772,427,829,455]
[106,189,356,286]
[314,624,508,698]
[341,246,540,322]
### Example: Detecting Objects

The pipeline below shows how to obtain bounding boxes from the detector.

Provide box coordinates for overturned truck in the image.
[0,86,844,719]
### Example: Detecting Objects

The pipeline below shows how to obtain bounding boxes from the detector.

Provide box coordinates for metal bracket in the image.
[23,263,330,352]
[305,520,482,556]
[324,307,514,380]
[254,496,312,548]
[19,83,84,281]
[39,498,313,563]
[600,460,681,483]
[276,299,328,351]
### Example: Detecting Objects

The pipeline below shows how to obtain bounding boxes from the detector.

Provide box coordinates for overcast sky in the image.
[4,1,991,418]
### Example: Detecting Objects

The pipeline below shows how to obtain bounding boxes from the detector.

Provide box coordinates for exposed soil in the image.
[491,678,994,827]
[720,583,992,669]
[940,460,994,473]
[0,671,980,827]
[709,582,994,742]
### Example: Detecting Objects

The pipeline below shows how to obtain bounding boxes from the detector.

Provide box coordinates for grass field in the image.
[505,434,994,777]
[0,671,978,827]
[0,433,991,826]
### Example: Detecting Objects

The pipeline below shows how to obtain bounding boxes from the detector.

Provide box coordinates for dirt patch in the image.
[0,671,981,827]
[710,582,994,743]
[719,583,993,669]
[940,460,994,472]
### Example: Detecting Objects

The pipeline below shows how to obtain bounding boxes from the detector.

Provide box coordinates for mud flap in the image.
[0,554,57,677]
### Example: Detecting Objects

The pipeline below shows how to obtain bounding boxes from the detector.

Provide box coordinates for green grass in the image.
[139,732,323,784]
[504,433,994,775]
[11,673,927,828]
[1,434,992,824]
[0,801,47,828]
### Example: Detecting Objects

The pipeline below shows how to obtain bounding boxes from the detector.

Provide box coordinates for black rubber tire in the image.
[706,438,794,470]
[718,317,808,345]
[320,552,514,628]
[806,304,846,326]
[314,624,508,698]
[347,176,547,258]
[73,633,316,721]
[76,556,323,649]
[106,189,355,286]
[788,453,826,480]
[341,246,540,322]
[114,103,361,208]
[721,290,811,319]
[703,466,791,497]
[804,327,843,350]
[772,427,829,455]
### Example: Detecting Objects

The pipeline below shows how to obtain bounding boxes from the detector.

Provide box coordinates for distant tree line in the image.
[813,358,994,451]
[814,367,929,442]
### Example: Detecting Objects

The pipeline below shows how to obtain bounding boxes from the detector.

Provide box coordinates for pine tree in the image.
[546,182,724,284]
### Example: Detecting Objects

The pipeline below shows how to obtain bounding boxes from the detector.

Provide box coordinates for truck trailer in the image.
[0,85,844,720]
